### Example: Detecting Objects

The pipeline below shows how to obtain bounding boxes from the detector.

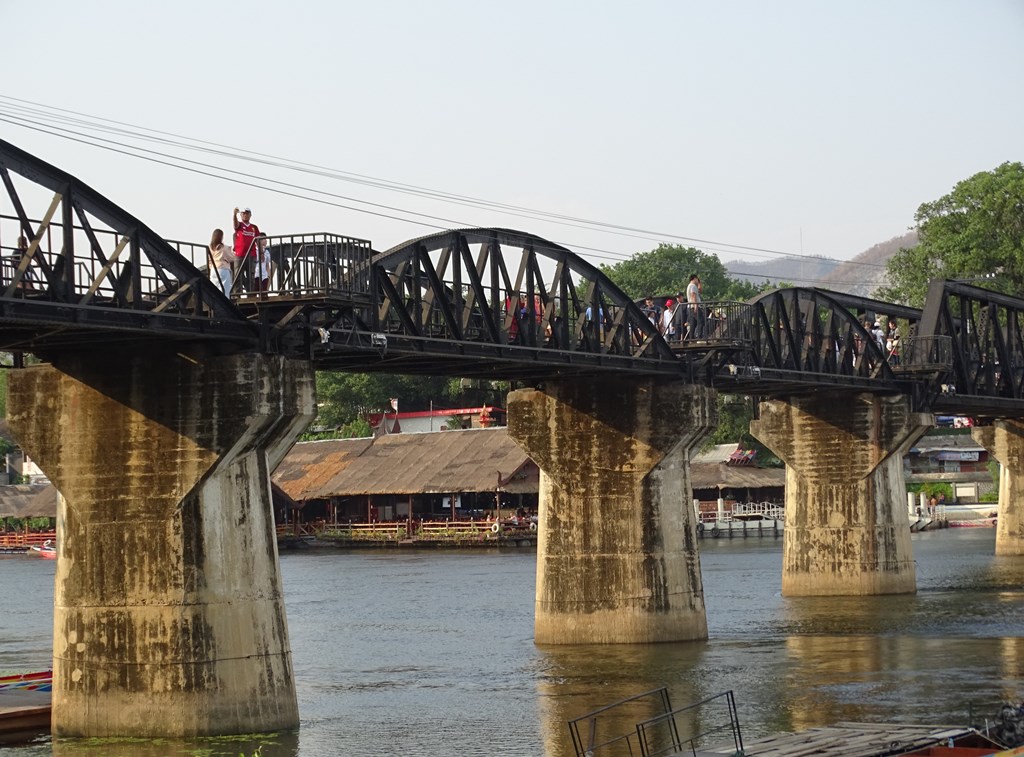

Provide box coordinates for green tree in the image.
[338,418,373,438]
[314,372,459,431]
[705,395,782,467]
[877,162,1024,306]
[601,243,772,302]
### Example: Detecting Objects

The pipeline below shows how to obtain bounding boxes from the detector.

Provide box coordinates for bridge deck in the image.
[4,137,1024,417]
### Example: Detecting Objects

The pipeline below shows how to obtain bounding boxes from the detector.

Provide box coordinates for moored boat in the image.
[0,671,52,693]
[26,540,55,559]
[0,671,52,743]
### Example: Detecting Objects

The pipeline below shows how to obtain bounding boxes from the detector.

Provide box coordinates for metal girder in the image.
[365,228,679,372]
[917,278,1024,407]
[0,137,256,351]
[10,137,1024,421]
[744,287,898,381]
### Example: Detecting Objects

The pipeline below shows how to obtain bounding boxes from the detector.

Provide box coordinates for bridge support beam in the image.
[972,421,1024,555]
[507,379,715,644]
[7,350,315,738]
[751,394,929,596]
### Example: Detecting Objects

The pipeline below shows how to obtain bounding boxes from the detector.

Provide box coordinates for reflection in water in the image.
[3,530,1024,756]
[49,731,299,757]
[536,642,706,755]
[536,532,1024,756]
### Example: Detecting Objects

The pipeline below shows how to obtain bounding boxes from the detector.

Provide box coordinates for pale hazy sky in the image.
[2,0,1021,279]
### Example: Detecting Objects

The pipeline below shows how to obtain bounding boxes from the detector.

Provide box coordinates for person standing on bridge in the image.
[686,274,703,340]
[256,236,273,292]
[886,320,901,364]
[232,206,261,291]
[661,298,676,340]
[8,235,37,291]
[208,228,233,295]
[671,291,688,341]
[635,296,659,345]
[871,321,886,351]
[641,296,659,328]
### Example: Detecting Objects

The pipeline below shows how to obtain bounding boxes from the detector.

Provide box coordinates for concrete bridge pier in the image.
[972,421,1024,555]
[751,394,931,596]
[507,379,715,644]
[6,350,315,738]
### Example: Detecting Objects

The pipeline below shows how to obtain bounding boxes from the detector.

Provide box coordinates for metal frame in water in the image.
[567,688,744,756]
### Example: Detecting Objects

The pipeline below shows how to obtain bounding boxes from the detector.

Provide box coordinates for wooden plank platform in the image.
[701,722,976,756]
[0,688,51,744]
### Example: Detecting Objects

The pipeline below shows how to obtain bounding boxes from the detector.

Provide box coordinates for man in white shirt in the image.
[661,298,675,340]
[686,274,703,339]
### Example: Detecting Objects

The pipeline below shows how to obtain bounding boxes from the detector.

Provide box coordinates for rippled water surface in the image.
[3,528,1023,755]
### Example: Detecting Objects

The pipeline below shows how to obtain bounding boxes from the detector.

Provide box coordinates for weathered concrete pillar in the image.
[972,421,1024,555]
[750,394,930,596]
[7,349,315,738]
[507,379,715,644]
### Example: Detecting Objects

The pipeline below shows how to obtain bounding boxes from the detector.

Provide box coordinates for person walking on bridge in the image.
[232,206,261,291]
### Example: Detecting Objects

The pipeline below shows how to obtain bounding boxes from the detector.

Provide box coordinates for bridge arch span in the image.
[739,286,900,384]
[350,227,680,378]
[0,138,254,354]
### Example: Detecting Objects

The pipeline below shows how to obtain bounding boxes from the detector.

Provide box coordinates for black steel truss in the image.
[0,138,256,354]
[4,138,1024,419]
[918,279,1024,416]
[303,228,684,377]
[692,288,953,411]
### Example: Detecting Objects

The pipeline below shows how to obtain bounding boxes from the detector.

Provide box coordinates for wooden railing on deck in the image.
[308,519,537,543]
[320,522,408,542]
[0,531,57,548]
[695,501,784,523]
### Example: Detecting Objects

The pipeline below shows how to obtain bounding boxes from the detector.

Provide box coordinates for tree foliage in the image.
[706,396,782,467]
[313,372,509,434]
[339,418,373,438]
[600,244,765,302]
[877,162,1024,306]
[314,372,459,431]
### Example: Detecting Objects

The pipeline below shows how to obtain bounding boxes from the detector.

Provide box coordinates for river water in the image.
[2,528,1022,756]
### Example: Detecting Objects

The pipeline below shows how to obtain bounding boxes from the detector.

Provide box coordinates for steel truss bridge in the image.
[1,137,1022,418]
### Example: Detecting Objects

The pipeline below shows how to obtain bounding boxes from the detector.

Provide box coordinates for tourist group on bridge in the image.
[206,205,272,295]
[639,274,706,343]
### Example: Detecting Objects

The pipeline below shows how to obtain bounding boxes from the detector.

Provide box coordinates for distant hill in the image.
[724,230,918,298]
[725,255,839,289]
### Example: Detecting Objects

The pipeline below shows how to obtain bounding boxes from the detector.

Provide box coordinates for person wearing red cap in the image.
[661,298,675,340]
[232,206,262,291]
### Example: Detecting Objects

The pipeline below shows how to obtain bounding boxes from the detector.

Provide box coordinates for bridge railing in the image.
[172,232,374,301]
[695,301,756,343]
[896,335,953,372]
[635,299,755,344]
[1,213,216,313]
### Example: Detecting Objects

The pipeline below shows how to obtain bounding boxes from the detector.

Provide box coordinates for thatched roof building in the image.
[0,483,55,518]
[273,427,536,503]
[689,444,785,502]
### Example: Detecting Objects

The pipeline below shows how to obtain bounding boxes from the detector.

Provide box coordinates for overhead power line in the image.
[0,94,896,287]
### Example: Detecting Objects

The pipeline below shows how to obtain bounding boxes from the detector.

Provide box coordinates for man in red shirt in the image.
[232,206,261,291]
